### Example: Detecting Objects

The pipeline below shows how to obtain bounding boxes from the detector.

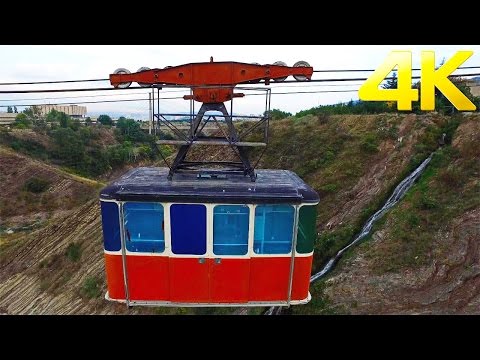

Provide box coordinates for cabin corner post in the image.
[119,202,131,307]
[287,204,300,307]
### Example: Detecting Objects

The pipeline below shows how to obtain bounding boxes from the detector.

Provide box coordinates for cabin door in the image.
[169,204,209,303]
[209,205,251,303]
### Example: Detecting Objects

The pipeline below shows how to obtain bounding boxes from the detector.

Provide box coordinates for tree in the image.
[23,106,45,129]
[45,109,72,128]
[411,76,480,114]
[116,117,147,142]
[98,114,113,126]
[435,77,478,114]
[13,113,31,128]
[14,106,18,113]
[85,117,92,126]
[382,71,397,89]
[7,106,13,113]
[265,109,292,120]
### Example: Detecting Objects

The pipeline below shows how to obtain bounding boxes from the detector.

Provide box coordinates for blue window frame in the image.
[254,205,295,254]
[213,205,249,255]
[170,204,206,255]
[100,201,121,251]
[123,202,165,253]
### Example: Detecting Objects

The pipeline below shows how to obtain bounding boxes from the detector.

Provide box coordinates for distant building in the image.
[0,112,17,125]
[39,104,87,119]
[466,78,480,97]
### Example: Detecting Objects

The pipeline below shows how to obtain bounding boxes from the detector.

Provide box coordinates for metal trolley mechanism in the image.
[109,58,313,181]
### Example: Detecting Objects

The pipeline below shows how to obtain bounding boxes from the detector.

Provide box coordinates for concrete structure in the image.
[39,104,87,118]
[466,78,480,97]
[0,112,17,125]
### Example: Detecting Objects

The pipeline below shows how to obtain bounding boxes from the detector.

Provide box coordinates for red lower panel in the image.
[104,254,125,300]
[291,256,313,301]
[249,257,291,301]
[126,255,169,301]
[169,258,210,302]
[104,254,313,304]
[210,258,250,303]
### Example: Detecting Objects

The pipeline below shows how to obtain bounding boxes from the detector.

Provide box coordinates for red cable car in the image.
[100,168,318,307]
[99,59,319,307]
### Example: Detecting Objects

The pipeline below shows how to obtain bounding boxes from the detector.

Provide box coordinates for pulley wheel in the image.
[137,67,151,87]
[113,68,132,88]
[293,61,311,81]
[272,61,288,82]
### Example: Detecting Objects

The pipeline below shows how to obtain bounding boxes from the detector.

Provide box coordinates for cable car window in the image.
[213,205,249,255]
[170,204,207,255]
[254,205,294,254]
[123,202,165,253]
[296,205,317,254]
[100,201,121,251]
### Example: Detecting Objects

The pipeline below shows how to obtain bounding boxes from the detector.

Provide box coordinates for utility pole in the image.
[148,92,152,135]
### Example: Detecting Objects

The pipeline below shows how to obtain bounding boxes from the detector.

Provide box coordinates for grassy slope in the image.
[293,115,480,314]
[259,113,457,271]
[1,113,475,314]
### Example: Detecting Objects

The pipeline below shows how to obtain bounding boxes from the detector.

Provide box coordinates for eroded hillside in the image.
[293,116,480,314]
[0,113,478,314]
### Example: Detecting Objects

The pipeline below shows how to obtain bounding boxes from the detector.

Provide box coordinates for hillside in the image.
[0,146,100,232]
[296,116,480,314]
[0,113,478,314]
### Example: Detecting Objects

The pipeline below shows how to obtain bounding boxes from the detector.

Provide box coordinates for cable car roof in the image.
[100,167,319,204]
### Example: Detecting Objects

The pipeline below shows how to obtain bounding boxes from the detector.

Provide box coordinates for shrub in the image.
[65,242,82,262]
[81,277,101,299]
[24,177,51,193]
[360,134,379,153]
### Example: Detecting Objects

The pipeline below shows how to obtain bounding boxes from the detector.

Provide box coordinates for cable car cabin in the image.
[99,167,319,307]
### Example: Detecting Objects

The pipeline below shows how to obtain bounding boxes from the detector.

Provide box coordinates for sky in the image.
[1,45,479,119]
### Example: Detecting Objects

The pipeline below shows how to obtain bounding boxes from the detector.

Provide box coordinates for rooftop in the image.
[100,167,319,204]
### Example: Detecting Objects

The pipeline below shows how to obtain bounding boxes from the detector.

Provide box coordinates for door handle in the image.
[198,258,206,264]
[214,258,221,264]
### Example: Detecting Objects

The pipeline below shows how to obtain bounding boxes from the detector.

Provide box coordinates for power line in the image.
[283,72,480,83]
[0,73,480,94]
[0,84,364,103]
[0,89,362,107]
[0,87,138,94]
[1,72,479,94]
[0,89,185,102]
[313,66,480,73]
[0,78,108,86]
[0,96,181,108]
[1,66,479,86]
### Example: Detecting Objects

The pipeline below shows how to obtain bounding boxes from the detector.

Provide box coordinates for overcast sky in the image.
[1,45,479,118]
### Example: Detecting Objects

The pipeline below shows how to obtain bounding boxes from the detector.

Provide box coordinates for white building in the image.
[0,112,17,125]
[39,104,87,119]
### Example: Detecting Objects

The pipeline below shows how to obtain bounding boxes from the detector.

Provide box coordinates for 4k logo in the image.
[359,51,477,111]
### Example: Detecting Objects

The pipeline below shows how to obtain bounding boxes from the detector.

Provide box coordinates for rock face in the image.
[323,209,480,314]
[320,117,480,314]
[0,201,140,314]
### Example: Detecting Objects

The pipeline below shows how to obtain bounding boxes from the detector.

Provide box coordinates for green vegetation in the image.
[292,280,348,315]
[13,113,32,129]
[0,108,165,179]
[23,177,51,193]
[81,276,102,299]
[65,242,82,262]
[266,109,293,120]
[295,100,393,118]
[292,77,479,119]
[97,114,113,126]
[258,112,469,275]
[365,135,480,274]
